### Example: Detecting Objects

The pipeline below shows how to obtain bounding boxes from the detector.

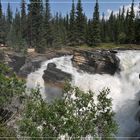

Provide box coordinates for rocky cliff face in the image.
[72,50,120,75]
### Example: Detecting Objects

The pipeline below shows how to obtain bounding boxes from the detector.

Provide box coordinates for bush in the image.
[19,82,118,139]
[0,62,25,107]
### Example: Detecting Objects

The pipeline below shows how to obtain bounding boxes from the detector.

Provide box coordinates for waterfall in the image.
[27,50,140,137]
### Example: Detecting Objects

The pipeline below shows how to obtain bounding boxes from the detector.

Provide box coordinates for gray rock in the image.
[43,63,72,85]
[72,50,120,75]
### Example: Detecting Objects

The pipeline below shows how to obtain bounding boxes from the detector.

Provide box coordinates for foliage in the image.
[28,0,44,52]
[75,0,86,45]
[0,62,26,107]
[92,0,101,46]
[0,0,2,19]
[19,82,118,139]
[0,124,16,139]
[43,0,53,48]
[68,0,77,46]
[0,0,140,52]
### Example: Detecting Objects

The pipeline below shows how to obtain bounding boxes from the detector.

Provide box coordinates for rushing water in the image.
[27,50,140,137]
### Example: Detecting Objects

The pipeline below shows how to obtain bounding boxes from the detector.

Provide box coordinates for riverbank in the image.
[0,43,140,78]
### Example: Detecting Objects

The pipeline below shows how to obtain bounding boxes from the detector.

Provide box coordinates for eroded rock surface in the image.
[72,50,120,75]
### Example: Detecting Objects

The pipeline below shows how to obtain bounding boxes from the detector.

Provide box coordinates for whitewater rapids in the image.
[27,50,140,137]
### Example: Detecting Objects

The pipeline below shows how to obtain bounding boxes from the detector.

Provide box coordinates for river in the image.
[26,50,140,137]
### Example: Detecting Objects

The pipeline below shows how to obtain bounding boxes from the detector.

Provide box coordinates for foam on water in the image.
[27,50,140,137]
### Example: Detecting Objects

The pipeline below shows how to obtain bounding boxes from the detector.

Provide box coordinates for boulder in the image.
[43,63,72,86]
[72,50,120,75]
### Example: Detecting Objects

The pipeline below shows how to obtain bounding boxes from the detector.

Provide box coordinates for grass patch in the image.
[73,43,140,50]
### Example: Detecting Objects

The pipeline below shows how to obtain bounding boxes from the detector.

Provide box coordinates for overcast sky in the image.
[1,0,139,18]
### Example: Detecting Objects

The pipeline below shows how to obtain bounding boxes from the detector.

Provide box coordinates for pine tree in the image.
[28,0,44,52]
[7,9,26,53]
[127,0,135,43]
[92,0,101,46]
[51,12,68,47]
[118,7,126,44]
[6,3,13,25]
[0,0,2,19]
[125,9,129,37]
[135,3,140,44]
[21,0,26,20]
[108,11,115,42]
[43,0,53,47]
[114,14,119,43]
[21,0,27,39]
[86,19,93,46]
[65,13,69,31]
[5,3,13,46]
[75,0,85,45]
[0,0,3,44]
[100,13,106,42]
[0,0,5,44]
[68,0,77,46]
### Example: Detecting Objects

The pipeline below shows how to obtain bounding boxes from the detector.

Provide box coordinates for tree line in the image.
[0,0,140,53]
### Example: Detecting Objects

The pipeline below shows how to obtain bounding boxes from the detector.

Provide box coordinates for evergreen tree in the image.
[135,4,140,44]
[121,6,125,26]
[21,0,27,39]
[92,0,101,46]
[114,14,119,43]
[0,0,2,19]
[100,13,106,42]
[125,9,129,41]
[51,12,67,47]
[6,3,13,25]
[108,11,115,42]
[127,0,135,43]
[0,0,5,44]
[118,6,126,44]
[75,0,85,45]
[65,13,69,31]
[68,0,77,46]
[28,0,44,52]
[5,3,13,46]
[7,9,26,53]
[86,19,93,46]
[43,0,53,47]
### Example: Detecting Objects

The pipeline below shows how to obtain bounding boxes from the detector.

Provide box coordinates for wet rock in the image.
[43,63,72,86]
[72,50,120,75]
